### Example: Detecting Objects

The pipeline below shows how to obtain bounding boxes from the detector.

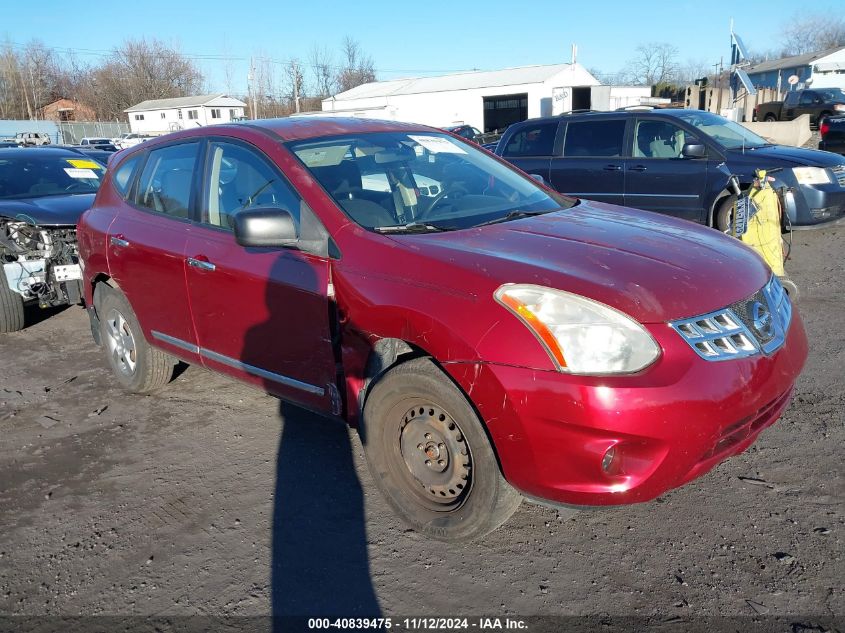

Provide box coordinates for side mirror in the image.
[682,143,707,159]
[529,173,546,184]
[234,208,298,247]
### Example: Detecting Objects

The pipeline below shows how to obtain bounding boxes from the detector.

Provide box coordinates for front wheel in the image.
[94,283,174,393]
[360,358,521,542]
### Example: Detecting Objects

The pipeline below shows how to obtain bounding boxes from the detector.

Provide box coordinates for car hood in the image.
[0,193,95,226]
[728,144,845,167]
[395,201,771,323]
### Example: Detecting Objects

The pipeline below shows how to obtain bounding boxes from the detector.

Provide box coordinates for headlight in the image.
[793,166,831,185]
[834,104,845,112]
[494,284,660,375]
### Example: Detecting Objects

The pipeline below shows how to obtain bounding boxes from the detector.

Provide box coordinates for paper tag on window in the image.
[409,135,467,154]
[64,168,98,179]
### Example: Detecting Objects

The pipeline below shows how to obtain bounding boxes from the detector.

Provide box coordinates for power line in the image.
[1,40,479,76]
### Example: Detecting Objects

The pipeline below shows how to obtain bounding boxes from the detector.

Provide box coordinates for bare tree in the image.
[781,13,845,55]
[337,36,375,93]
[89,38,205,120]
[624,42,680,86]
[677,58,711,84]
[284,58,305,113]
[309,45,336,99]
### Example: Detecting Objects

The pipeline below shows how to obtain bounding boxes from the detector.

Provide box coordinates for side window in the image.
[134,142,200,218]
[784,92,799,106]
[203,141,301,230]
[563,120,626,157]
[112,154,142,197]
[503,121,559,157]
[799,91,815,105]
[633,120,696,158]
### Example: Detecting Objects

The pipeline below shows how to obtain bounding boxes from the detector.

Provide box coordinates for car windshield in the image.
[0,154,104,199]
[817,88,845,102]
[287,131,574,231]
[671,111,770,149]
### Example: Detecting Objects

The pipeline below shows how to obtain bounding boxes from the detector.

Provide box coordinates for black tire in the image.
[715,195,736,232]
[360,357,521,542]
[94,283,174,393]
[764,113,777,122]
[0,272,25,333]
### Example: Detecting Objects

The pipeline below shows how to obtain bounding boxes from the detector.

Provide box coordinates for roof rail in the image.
[615,105,656,111]
[557,109,602,116]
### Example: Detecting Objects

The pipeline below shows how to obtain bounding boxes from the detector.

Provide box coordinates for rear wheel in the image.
[0,272,25,333]
[360,358,521,542]
[94,283,174,393]
[764,113,777,122]
[715,195,737,232]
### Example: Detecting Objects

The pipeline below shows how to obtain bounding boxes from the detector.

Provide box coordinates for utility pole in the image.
[292,59,300,113]
[248,58,258,120]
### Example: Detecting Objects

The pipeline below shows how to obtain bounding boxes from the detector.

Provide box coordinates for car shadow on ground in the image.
[22,303,70,329]
[270,402,382,622]
[237,251,381,623]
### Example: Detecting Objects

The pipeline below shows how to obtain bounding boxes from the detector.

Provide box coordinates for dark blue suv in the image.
[495,109,845,229]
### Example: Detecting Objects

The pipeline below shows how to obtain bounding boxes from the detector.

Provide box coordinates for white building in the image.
[318,63,604,132]
[125,94,247,135]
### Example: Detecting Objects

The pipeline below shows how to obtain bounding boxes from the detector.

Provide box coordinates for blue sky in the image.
[3,0,838,94]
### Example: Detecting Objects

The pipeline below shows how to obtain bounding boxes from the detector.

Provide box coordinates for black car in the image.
[820,115,845,156]
[495,109,845,228]
[443,124,482,142]
[0,147,105,332]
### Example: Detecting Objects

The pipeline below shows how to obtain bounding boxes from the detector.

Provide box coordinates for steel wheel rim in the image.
[105,308,137,376]
[394,402,472,512]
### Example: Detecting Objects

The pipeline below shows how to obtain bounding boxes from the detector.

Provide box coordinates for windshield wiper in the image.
[471,209,558,228]
[373,221,455,234]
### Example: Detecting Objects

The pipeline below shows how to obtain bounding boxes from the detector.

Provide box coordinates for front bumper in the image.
[445,311,808,506]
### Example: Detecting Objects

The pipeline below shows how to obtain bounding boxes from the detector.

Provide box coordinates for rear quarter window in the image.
[563,120,627,157]
[502,121,559,157]
[112,154,142,197]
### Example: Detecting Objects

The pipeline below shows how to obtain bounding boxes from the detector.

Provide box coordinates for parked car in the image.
[819,115,845,155]
[0,141,18,149]
[79,138,118,151]
[15,132,52,146]
[0,147,104,332]
[495,109,845,228]
[754,88,845,127]
[113,133,154,149]
[443,124,483,143]
[78,119,807,541]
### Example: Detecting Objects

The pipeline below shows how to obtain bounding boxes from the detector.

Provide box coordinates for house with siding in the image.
[125,94,247,134]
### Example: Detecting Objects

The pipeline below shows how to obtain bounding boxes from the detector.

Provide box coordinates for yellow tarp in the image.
[741,187,784,277]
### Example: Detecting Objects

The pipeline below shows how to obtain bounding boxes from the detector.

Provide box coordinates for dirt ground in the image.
[0,225,842,630]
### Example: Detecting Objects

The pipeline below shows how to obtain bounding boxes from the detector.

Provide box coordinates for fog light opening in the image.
[601,445,622,476]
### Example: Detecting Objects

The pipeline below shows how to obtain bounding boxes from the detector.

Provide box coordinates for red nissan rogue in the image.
[77,118,807,541]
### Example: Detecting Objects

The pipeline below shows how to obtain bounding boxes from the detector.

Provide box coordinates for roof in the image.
[329,63,590,101]
[118,118,436,148]
[746,46,845,75]
[125,94,246,112]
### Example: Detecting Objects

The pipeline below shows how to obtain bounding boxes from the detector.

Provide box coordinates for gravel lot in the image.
[0,224,842,630]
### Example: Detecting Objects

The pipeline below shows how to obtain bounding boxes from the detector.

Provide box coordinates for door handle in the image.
[628,165,648,172]
[603,164,622,171]
[187,257,216,272]
[110,235,129,248]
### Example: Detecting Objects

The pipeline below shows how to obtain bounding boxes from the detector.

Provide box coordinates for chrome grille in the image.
[670,276,792,361]
[833,165,845,187]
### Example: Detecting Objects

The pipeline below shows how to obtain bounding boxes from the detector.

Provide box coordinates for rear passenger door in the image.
[550,118,627,205]
[498,120,559,184]
[106,141,201,363]
[624,118,709,221]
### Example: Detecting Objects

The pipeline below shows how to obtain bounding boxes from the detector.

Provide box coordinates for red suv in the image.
[77,118,807,541]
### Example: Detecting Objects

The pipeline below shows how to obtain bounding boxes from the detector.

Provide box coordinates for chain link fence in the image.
[0,119,129,145]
